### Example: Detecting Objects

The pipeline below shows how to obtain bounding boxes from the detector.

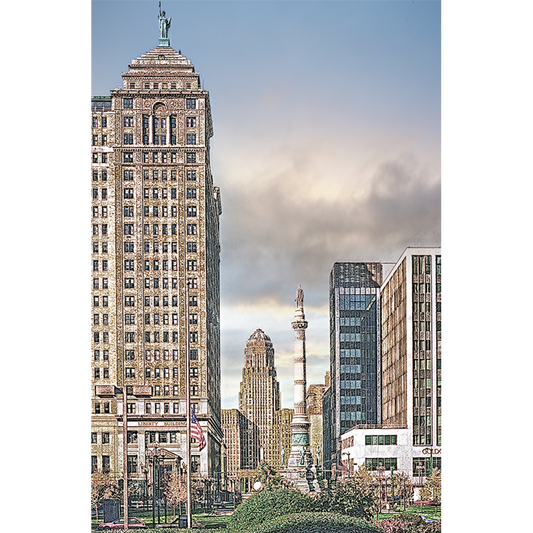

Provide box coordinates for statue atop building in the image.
[158,2,171,45]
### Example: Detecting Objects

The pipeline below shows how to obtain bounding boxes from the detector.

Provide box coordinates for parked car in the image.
[419,515,440,523]
[155,517,183,529]
[98,517,147,529]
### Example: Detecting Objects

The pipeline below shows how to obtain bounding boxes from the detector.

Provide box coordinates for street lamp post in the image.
[376,462,385,518]
[416,463,424,510]
[342,451,351,478]
[147,442,167,527]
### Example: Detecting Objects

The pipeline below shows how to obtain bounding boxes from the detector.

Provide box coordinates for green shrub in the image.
[227,488,315,532]
[251,511,383,533]
[315,477,375,521]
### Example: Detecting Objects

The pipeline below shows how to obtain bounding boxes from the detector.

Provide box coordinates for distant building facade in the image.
[306,373,329,466]
[222,330,293,492]
[329,248,442,484]
[381,248,442,448]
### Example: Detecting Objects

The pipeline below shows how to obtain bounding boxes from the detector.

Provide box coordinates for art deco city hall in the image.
[91,39,223,484]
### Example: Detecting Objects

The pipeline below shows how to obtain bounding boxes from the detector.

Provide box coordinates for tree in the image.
[253,462,293,490]
[392,471,413,510]
[420,468,441,504]
[316,465,376,521]
[91,472,119,521]
[163,469,188,518]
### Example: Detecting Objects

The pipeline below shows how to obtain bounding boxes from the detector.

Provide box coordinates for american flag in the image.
[337,462,349,472]
[191,410,206,451]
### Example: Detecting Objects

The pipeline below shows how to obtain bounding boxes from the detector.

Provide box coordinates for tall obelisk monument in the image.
[284,286,319,492]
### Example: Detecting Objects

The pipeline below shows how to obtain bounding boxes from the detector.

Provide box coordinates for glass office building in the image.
[328,262,383,466]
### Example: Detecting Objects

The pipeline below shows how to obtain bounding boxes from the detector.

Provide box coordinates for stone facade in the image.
[91,42,222,487]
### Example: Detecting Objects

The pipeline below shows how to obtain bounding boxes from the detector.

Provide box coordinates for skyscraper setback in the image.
[91,37,222,485]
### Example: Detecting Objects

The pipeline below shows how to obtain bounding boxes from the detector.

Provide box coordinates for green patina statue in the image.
[158,2,171,40]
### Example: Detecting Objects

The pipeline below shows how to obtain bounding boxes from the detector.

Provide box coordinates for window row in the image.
[93,314,109,325]
[93,296,109,307]
[93,169,107,181]
[115,348,191,362]
[365,435,398,446]
[92,116,108,128]
[144,347,199,361]
[91,455,110,474]
[93,260,108,272]
[124,187,194,200]
[128,278,198,288]
[93,224,108,235]
[93,332,110,343]
[94,367,109,379]
[122,97,196,108]
[123,330,196,343]
[93,153,108,163]
[133,134,199,146]
[93,350,109,361]
[93,278,108,289]
[124,259,199,272]
[93,206,108,218]
[364,457,398,471]
[93,242,108,253]
[93,135,108,146]
[143,313,180,325]
[123,152,197,164]
[92,188,108,200]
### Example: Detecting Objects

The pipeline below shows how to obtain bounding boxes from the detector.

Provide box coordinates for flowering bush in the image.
[374,515,441,533]
[376,518,405,533]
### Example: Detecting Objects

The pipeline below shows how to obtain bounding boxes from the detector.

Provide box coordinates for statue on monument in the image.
[316,445,321,466]
[158,2,171,39]
[295,285,304,308]
[299,446,306,466]
[281,447,285,467]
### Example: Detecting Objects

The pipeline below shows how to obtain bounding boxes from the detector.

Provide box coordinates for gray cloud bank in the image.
[219,148,440,311]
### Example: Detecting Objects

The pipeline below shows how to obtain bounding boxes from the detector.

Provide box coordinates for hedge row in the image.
[250,512,383,533]
[227,488,315,532]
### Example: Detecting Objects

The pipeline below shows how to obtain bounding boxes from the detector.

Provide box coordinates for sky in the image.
[92,0,441,408]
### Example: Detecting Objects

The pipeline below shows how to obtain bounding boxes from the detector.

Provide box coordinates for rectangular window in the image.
[187,188,197,199]
[124,98,133,109]
[187,224,197,235]
[186,134,196,145]
[123,152,133,163]
[186,117,196,127]
[186,152,196,163]
[186,99,196,109]
[127,455,138,474]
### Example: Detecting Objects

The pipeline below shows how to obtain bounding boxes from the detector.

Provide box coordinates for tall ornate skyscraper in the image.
[238,329,288,468]
[90,20,222,489]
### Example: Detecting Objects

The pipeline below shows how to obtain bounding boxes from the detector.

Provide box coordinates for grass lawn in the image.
[376,504,441,522]
[91,505,439,530]
[91,508,233,530]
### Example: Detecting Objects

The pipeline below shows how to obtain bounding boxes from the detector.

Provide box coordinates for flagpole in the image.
[184,159,192,529]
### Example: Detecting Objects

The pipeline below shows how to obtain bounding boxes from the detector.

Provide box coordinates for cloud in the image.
[217,132,440,409]
[219,141,440,311]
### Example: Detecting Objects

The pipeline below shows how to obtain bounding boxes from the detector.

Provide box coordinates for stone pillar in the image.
[290,304,310,451]
[283,286,320,492]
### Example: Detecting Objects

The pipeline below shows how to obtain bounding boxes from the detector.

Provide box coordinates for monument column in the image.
[290,285,310,451]
[284,286,319,492]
